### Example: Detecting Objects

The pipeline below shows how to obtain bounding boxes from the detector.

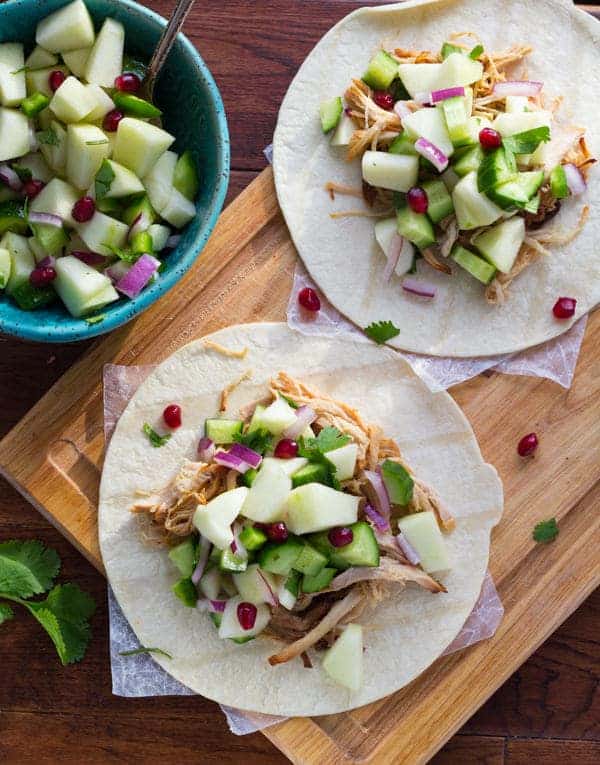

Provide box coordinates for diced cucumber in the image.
[0,201,28,236]
[325,443,358,481]
[398,511,449,573]
[168,537,197,578]
[441,95,470,147]
[123,194,157,227]
[452,172,503,229]
[53,255,118,317]
[173,150,200,201]
[0,247,10,289]
[451,244,496,284]
[477,147,517,194]
[286,483,359,536]
[388,132,418,156]
[330,112,355,147]
[199,566,221,600]
[218,597,270,640]
[130,230,153,256]
[0,108,30,161]
[452,143,484,177]
[524,193,540,214]
[291,462,330,488]
[160,188,196,228]
[422,178,454,223]
[294,542,328,577]
[76,211,129,256]
[85,83,115,122]
[309,521,379,570]
[257,396,297,435]
[99,159,144,199]
[440,42,464,60]
[1,232,34,295]
[487,170,544,210]
[241,468,257,487]
[403,107,454,158]
[61,47,91,78]
[114,118,175,179]
[283,569,301,598]
[25,45,58,70]
[28,236,49,263]
[319,96,343,133]
[36,0,95,53]
[143,150,177,215]
[0,43,26,107]
[31,222,69,256]
[396,206,436,250]
[374,217,415,277]
[233,564,279,604]
[84,18,125,87]
[238,525,268,551]
[322,624,363,691]
[362,151,419,193]
[11,282,56,311]
[205,418,243,443]
[49,76,96,123]
[38,120,67,174]
[258,537,303,576]
[240,460,291,524]
[193,486,249,551]
[26,66,68,99]
[472,217,525,274]
[172,577,197,607]
[148,223,171,252]
[66,124,111,190]
[505,95,529,114]
[550,165,569,199]
[302,567,336,594]
[362,50,399,90]
[21,92,50,119]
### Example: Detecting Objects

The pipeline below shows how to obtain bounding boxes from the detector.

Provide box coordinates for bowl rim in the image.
[0,0,230,343]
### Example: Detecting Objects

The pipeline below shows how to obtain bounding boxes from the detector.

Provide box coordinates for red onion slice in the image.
[364,503,390,532]
[197,436,215,462]
[257,569,279,607]
[364,469,391,519]
[563,163,587,196]
[493,80,542,97]
[72,250,107,267]
[430,86,465,103]
[394,101,412,119]
[115,254,159,298]
[382,233,404,283]
[28,211,64,228]
[106,261,130,283]
[414,138,449,172]
[214,450,251,473]
[396,533,420,565]
[191,535,211,585]
[166,235,181,249]
[197,598,227,613]
[0,163,23,192]
[128,211,152,241]
[402,277,436,298]
[229,442,262,469]
[231,521,248,560]
[282,404,317,439]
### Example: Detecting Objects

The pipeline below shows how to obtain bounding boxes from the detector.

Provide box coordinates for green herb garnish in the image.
[37,127,59,146]
[102,243,139,264]
[533,518,559,544]
[0,540,95,665]
[364,320,400,344]
[143,423,172,448]
[469,44,484,59]
[279,393,299,409]
[380,460,414,505]
[95,159,116,200]
[503,126,551,156]
[11,164,33,183]
[172,577,197,607]
[86,139,109,146]
[119,646,173,659]
[234,426,273,455]
[408,252,421,275]
[298,427,351,490]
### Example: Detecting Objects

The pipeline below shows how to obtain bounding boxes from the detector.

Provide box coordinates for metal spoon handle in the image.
[145,0,197,96]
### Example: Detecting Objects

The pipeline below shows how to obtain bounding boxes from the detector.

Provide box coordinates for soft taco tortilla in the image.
[273,0,599,357]
[99,323,502,716]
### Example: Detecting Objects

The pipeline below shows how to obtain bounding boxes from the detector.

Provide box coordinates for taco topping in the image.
[130,373,454,690]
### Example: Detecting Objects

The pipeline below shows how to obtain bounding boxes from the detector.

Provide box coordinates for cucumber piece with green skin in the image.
[396,206,436,250]
[452,172,503,229]
[362,50,399,90]
[550,165,569,199]
[472,216,525,274]
[319,96,343,133]
[246,404,266,434]
[487,170,544,210]
[308,522,380,571]
[302,567,336,594]
[293,542,328,577]
[0,108,30,162]
[31,223,69,256]
[11,282,57,310]
[173,150,200,201]
[142,151,177,215]
[388,132,418,156]
[205,418,243,443]
[113,92,162,119]
[123,194,157,227]
[452,143,484,177]
[291,462,329,488]
[0,43,26,107]
[1,232,34,295]
[84,18,125,87]
[0,247,10,289]
[96,197,122,216]
[0,201,28,237]
[451,244,496,284]
[283,569,301,598]
[238,525,267,551]
[148,223,171,252]
[21,92,50,119]
[172,577,197,607]
[53,255,118,317]
[25,45,58,70]
[219,548,248,573]
[168,537,197,577]
[477,147,517,194]
[441,96,471,147]
[76,211,129,256]
[241,467,258,487]
[362,151,419,193]
[114,118,175,180]
[440,42,464,59]
[36,0,95,53]
[421,179,454,223]
[524,193,540,214]
[258,537,303,576]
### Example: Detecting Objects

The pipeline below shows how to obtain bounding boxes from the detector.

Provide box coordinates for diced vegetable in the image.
[148,223,171,252]
[21,92,50,119]
[36,0,95,53]
[53,255,118,317]
[76,210,129,256]
[452,143,484,177]
[258,537,303,576]
[309,521,379,570]
[1,232,34,295]
[31,178,79,227]
[113,92,161,119]
[260,456,308,478]
[325,443,358,481]
[294,542,328,577]
[218,548,248,573]
[168,537,197,578]
[98,159,144,198]
[240,460,291,523]
[205,418,243,443]
[396,206,436,249]
[319,96,343,133]
[301,567,336,593]
[233,564,279,605]
[362,50,399,90]
[472,217,525,274]
[160,188,196,228]
[362,151,419,193]
[143,150,177,213]
[0,108,30,161]
[199,566,221,600]
[322,624,363,691]
[0,43,26,107]
[15,153,53,183]
[374,218,415,277]
[477,147,517,194]
[66,124,111,190]
[452,172,503,229]
[487,169,544,209]
[330,112,355,147]
[285,483,359,535]
[218,597,271,640]
[0,201,28,236]
[550,164,569,199]
[192,486,249,550]
[173,150,199,201]
[50,76,96,123]
[421,179,454,223]
[0,247,11,289]
[238,525,268,551]
[61,47,91,77]
[256,396,297,435]
[113,118,175,179]
[84,18,125,87]
[451,244,496,284]
[38,121,68,174]
[291,462,329,488]
[402,107,454,158]
[441,95,471,147]
[397,511,449,572]
[85,83,115,122]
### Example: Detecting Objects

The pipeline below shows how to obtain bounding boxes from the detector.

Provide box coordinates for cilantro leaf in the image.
[298,427,351,490]
[0,540,60,598]
[95,159,116,200]
[119,646,173,659]
[364,320,400,344]
[0,603,14,625]
[102,242,139,264]
[233,426,273,455]
[172,577,197,607]
[86,139,109,146]
[503,126,551,156]
[380,460,414,505]
[11,164,33,183]
[533,517,559,544]
[143,423,171,448]
[469,44,484,59]
[37,128,59,146]
[308,427,351,454]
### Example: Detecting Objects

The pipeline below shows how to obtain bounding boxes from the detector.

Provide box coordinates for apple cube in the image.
[26,66,69,98]
[0,108,30,161]
[326,444,358,481]
[0,43,26,107]
[148,223,171,252]
[286,484,359,535]
[84,18,124,87]
[17,152,53,183]
[193,486,249,550]
[0,247,11,289]
[76,210,129,255]
[66,124,111,190]
[31,178,79,228]
[233,564,280,605]
[143,150,177,213]
[256,396,298,435]
[102,159,144,198]
[240,460,291,523]
[38,120,67,175]
[322,624,363,691]
[113,118,174,179]
[160,188,196,228]
[218,596,271,640]
[62,47,91,78]
[50,76,96,123]
[28,236,48,264]
[25,45,58,70]
[199,567,221,600]
[397,511,450,573]
[1,232,34,295]
[53,256,118,317]
[85,84,115,122]
[260,457,308,478]
[36,0,95,53]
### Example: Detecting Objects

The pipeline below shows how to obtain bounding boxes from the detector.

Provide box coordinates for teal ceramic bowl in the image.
[0,0,229,342]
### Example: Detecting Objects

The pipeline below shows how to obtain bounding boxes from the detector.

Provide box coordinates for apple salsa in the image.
[0,0,199,318]
[320,36,594,303]
[131,373,454,691]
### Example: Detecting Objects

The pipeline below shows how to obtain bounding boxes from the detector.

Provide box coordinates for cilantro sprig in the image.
[234,426,273,455]
[95,159,116,200]
[37,127,59,146]
[469,44,484,59]
[381,460,414,505]
[298,427,351,489]
[143,423,172,447]
[0,540,95,665]
[533,518,559,544]
[364,320,400,344]
[503,126,550,157]
[119,646,172,659]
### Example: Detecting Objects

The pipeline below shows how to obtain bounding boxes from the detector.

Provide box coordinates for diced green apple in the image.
[286,483,359,535]
[193,486,249,550]
[218,596,271,639]
[330,112,355,147]
[26,66,69,99]
[256,396,298,435]
[233,564,280,605]
[28,236,48,263]
[397,510,450,573]
[114,118,175,179]
[36,0,95,53]
[85,84,115,122]
[1,232,34,295]
[505,95,529,114]
[16,152,53,183]
[53,255,117,317]
[398,53,482,98]
[0,108,30,161]
[402,107,454,158]
[398,63,443,99]
[472,216,525,273]
[25,45,58,70]
[61,47,91,78]
[493,110,552,137]
[452,171,503,229]
[76,210,129,255]
[260,457,308,478]
[148,223,171,252]
[374,217,415,276]
[326,443,358,481]
[362,151,419,193]
[84,18,125,87]
[38,120,67,174]
[322,623,363,691]
[31,222,68,257]
[440,53,483,90]
[31,178,79,227]
[66,124,111,190]
[50,76,96,123]
[100,159,144,198]
[0,43,26,107]
[240,460,291,523]
[143,150,177,213]
[160,188,196,228]
[78,281,119,314]
[0,247,11,289]
[199,567,221,600]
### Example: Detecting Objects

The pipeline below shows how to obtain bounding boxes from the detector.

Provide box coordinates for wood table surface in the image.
[1,2,599,763]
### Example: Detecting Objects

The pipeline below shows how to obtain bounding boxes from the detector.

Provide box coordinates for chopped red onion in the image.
[402,277,436,298]
[563,163,587,196]
[214,450,251,473]
[197,436,215,462]
[282,404,317,439]
[128,211,152,240]
[364,503,390,532]
[229,442,263,469]
[414,138,449,172]
[257,568,279,607]
[430,86,465,103]
[72,250,107,267]
[393,101,412,119]
[0,163,23,192]
[28,211,64,228]
[396,533,421,565]
[231,521,248,560]
[382,234,404,283]
[493,80,543,97]
[166,235,181,249]
[191,535,211,585]
[364,469,391,519]
[197,598,227,613]
[115,254,159,298]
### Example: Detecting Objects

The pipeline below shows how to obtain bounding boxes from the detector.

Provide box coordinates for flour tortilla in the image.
[99,322,503,716]
[273,0,600,357]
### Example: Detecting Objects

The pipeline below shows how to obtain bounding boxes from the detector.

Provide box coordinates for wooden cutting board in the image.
[0,166,598,764]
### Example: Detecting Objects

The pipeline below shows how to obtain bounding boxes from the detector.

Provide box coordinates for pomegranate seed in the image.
[407,186,429,214]
[114,72,141,93]
[328,526,354,548]
[274,438,298,459]
[373,90,394,111]
[29,266,56,288]
[237,601,257,631]
[72,196,95,223]
[517,432,539,457]
[298,287,320,312]
[264,522,289,543]
[479,127,502,150]
[103,109,124,132]
[23,179,45,199]
[552,296,576,319]
[163,404,182,428]
[48,70,66,92]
